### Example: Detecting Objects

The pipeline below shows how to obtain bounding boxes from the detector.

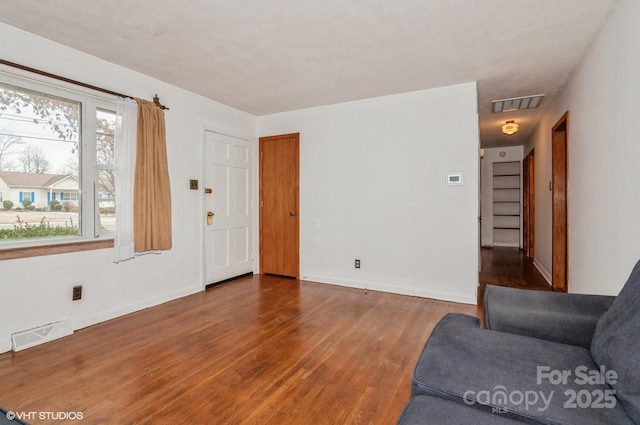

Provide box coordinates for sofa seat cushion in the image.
[398,396,526,425]
[412,314,633,425]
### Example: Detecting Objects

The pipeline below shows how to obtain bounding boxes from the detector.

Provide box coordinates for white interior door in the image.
[204,131,253,284]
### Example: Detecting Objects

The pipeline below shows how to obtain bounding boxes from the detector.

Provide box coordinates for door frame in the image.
[258,133,300,278]
[523,149,535,258]
[552,112,569,292]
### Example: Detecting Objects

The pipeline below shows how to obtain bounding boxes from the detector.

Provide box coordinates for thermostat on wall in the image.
[446,172,464,186]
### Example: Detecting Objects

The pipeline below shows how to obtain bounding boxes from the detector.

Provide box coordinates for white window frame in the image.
[0,71,117,248]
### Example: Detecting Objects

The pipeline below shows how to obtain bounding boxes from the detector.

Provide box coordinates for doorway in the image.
[259,133,300,278]
[552,112,569,292]
[478,146,549,304]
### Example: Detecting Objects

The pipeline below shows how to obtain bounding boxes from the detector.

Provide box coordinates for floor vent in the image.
[11,320,73,352]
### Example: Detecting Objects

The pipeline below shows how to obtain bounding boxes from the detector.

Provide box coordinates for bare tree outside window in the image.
[96,109,116,232]
[18,145,50,173]
[97,110,115,198]
[0,133,23,170]
[0,83,79,142]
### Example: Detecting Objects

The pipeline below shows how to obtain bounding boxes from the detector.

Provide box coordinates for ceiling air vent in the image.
[492,94,545,113]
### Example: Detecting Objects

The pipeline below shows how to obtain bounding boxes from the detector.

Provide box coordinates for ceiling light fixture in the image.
[502,120,519,136]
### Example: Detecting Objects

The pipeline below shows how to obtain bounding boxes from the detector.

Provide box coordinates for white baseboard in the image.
[302,275,477,305]
[73,285,203,331]
[533,259,552,285]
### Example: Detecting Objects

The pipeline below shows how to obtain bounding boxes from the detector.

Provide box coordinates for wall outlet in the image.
[355,259,361,269]
[72,285,82,301]
[189,179,199,190]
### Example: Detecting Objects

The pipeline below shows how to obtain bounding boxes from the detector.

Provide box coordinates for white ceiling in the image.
[0,0,620,147]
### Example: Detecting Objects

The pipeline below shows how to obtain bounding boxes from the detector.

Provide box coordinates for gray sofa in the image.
[398,259,640,425]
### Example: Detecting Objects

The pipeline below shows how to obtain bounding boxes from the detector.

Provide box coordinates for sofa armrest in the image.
[483,285,615,348]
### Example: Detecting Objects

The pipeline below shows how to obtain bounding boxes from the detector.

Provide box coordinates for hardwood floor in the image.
[478,247,552,305]
[0,275,479,425]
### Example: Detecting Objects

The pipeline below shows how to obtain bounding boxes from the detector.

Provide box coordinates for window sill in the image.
[0,239,114,261]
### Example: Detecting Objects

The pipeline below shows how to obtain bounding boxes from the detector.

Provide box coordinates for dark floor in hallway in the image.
[478,247,552,304]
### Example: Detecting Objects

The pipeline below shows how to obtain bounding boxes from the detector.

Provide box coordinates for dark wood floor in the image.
[0,275,479,425]
[478,247,552,304]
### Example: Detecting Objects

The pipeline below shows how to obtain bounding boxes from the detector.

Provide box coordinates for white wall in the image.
[526,110,554,284]
[0,23,256,353]
[525,0,640,294]
[480,146,524,248]
[259,83,479,304]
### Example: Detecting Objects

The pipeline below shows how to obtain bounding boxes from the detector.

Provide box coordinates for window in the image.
[19,192,34,203]
[59,192,79,201]
[0,75,116,247]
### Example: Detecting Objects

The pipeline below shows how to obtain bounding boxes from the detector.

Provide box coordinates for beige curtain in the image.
[133,98,172,252]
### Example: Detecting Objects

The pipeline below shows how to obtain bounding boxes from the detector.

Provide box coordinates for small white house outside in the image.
[0,171,79,210]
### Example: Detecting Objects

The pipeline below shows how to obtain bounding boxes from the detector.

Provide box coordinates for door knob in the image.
[288,211,296,217]
[207,211,214,225]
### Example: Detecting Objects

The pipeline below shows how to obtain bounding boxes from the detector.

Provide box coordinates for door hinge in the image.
[261,200,264,208]
[260,151,263,159]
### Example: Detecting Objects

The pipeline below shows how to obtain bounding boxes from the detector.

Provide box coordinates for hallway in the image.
[478,247,552,304]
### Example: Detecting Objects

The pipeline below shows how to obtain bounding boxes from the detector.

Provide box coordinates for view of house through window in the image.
[0,79,116,245]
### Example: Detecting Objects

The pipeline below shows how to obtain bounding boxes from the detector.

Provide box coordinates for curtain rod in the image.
[0,58,169,110]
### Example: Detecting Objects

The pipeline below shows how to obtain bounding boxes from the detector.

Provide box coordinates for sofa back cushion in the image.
[591,259,640,423]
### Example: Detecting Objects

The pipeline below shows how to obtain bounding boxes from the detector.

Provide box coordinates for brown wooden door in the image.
[259,133,299,278]
[552,112,569,291]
